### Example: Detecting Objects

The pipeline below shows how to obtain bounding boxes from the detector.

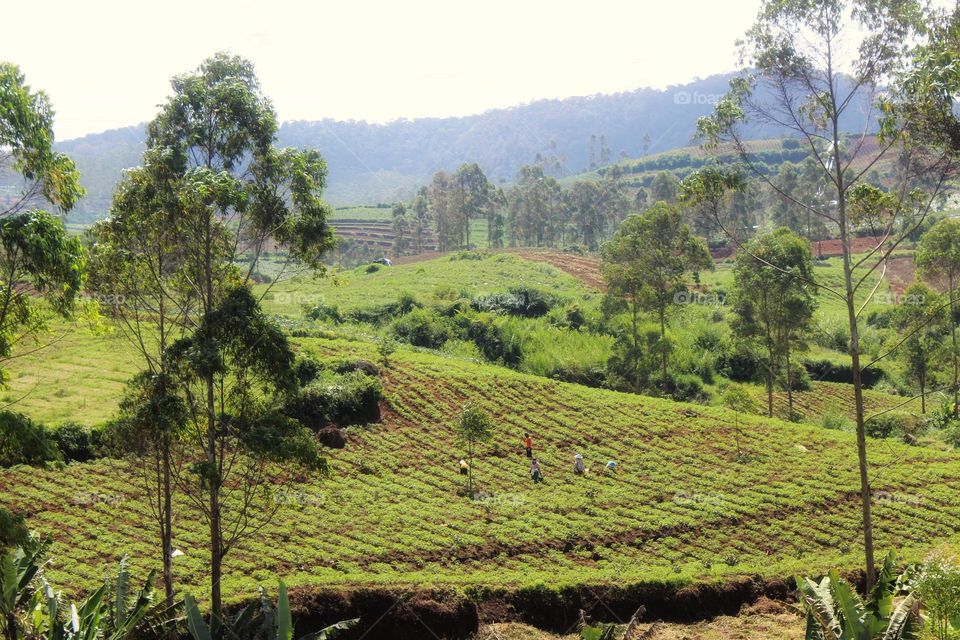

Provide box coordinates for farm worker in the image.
[523,433,533,458]
[530,458,543,483]
[605,460,618,473]
[459,459,469,476]
[573,453,585,475]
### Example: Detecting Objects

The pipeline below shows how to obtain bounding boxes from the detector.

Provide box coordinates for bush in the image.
[365,263,381,273]
[718,348,762,383]
[472,286,557,318]
[821,409,852,431]
[390,307,458,348]
[304,302,343,324]
[0,412,60,467]
[864,412,915,439]
[461,313,523,366]
[813,318,850,352]
[803,358,885,388]
[911,552,960,640]
[294,356,324,386]
[655,373,708,403]
[51,422,102,463]
[283,371,383,430]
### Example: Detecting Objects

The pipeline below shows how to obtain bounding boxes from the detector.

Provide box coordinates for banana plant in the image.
[184,581,357,640]
[795,552,921,640]
[22,556,177,640]
[2,540,177,640]
[1,537,50,640]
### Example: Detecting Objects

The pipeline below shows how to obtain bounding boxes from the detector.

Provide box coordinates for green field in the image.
[3,337,960,605]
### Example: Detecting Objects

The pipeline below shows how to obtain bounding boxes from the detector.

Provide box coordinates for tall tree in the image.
[731,228,817,418]
[893,282,946,414]
[916,218,960,418]
[0,63,86,383]
[696,0,953,587]
[137,53,335,622]
[601,203,712,386]
[410,189,430,253]
[452,163,491,249]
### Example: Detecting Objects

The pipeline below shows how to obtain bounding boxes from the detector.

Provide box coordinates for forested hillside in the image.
[50,72,873,221]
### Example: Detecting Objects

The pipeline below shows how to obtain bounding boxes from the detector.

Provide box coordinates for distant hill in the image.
[49,72,873,222]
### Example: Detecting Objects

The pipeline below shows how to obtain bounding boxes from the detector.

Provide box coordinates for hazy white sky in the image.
[1,0,759,140]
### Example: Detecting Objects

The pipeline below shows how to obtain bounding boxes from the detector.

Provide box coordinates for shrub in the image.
[865,412,915,439]
[472,286,557,318]
[657,373,708,403]
[803,358,885,388]
[461,313,523,366]
[283,371,383,430]
[718,348,762,383]
[293,356,324,386]
[813,318,850,352]
[396,291,422,315]
[304,302,343,324]
[390,307,458,348]
[910,552,960,640]
[821,409,852,431]
[365,263,381,273]
[52,422,102,463]
[0,412,60,467]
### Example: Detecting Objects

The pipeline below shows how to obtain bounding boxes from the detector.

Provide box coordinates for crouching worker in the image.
[574,453,585,475]
[605,460,618,474]
[531,458,543,483]
[459,459,469,476]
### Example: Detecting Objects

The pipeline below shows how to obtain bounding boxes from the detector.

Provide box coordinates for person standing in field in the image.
[573,453,585,475]
[459,459,469,476]
[523,433,533,458]
[530,458,543,483]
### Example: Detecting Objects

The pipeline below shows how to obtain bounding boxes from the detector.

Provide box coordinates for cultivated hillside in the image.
[2,337,959,614]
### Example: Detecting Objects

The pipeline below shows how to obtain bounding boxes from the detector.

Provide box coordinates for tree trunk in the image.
[836,143,875,590]
[658,303,668,386]
[786,340,794,419]
[920,372,926,415]
[162,439,175,611]
[632,301,641,393]
[951,274,958,418]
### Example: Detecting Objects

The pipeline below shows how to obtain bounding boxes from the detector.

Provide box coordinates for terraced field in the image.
[3,337,960,608]
[752,381,924,424]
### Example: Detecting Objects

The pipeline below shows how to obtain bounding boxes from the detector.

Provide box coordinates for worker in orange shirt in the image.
[523,433,533,458]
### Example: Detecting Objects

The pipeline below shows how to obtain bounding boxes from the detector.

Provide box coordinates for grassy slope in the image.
[2,321,140,425]
[261,252,597,318]
[3,337,960,603]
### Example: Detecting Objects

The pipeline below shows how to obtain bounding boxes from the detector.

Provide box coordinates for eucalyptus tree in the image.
[601,203,712,388]
[892,282,946,415]
[696,0,955,587]
[916,218,960,418]
[731,228,817,418]
[94,53,335,622]
[0,63,86,382]
[452,163,491,249]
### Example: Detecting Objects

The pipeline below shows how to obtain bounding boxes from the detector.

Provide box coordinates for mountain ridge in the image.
[50,72,871,220]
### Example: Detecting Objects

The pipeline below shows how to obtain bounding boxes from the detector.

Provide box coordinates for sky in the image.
[1,0,759,140]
